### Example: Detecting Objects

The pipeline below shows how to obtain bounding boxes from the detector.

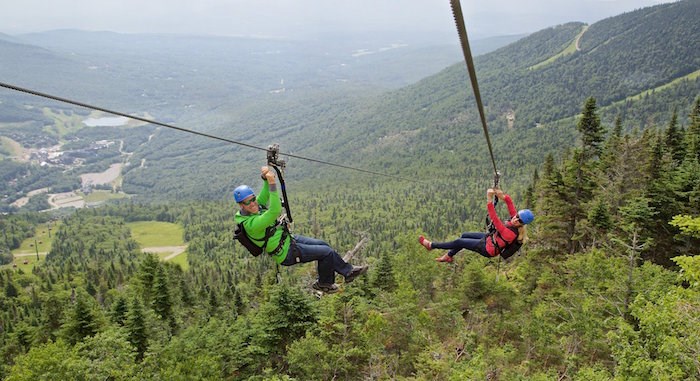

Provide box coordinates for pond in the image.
[83,116,129,127]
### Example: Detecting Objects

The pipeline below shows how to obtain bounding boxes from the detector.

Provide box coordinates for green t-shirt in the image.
[234,181,290,264]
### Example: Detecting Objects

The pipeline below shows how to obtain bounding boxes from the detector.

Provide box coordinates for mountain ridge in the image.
[0,0,698,207]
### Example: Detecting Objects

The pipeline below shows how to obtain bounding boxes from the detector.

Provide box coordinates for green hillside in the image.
[115,1,700,206]
[1,93,699,377]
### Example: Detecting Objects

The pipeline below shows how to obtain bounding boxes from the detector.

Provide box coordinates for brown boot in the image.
[435,254,453,263]
[312,281,339,294]
[344,265,368,283]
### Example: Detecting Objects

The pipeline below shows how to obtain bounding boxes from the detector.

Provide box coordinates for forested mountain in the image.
[104,0,700,203]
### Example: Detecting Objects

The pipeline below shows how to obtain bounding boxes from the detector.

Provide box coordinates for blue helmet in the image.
[233,185,255,203]
[517,209,535,224]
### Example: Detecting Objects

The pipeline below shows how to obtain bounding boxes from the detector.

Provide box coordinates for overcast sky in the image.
[0,0,676,41]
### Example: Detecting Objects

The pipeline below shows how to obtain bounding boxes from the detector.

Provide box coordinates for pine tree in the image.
[253,284,316,365]
[533,154,570,254]
[562,149,596,253]
[665,107,685,163]
[110,294,129,326]
[562,98,606,253]
[62,290,99,345]
[137,253,159,303]
[125,296,148,361]
[371,252,397,292]
[36,294,64,344]
[5,281,18,298]
[577,97,606,159]
[152,265,172,323]
[683,98,700,162]
[585,197,613,249]
[600,116,624,176]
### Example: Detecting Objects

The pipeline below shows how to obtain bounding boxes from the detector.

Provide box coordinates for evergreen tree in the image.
[565,98,606,252]
[664,107,685,163]
[599,116,623,176]
[5,281,18,298]
[35,294,64,343]
[577,97,606,159]
[152,265,172,323]
[137,254,159,304]
[110,294,128,326]
[125,296,148,361]
[61,290,99,345]
[585,197,613,249]
[523,168,539,210]
[371,252,397,292]
[533,154,570,253]
[253,284,316,367]
[562,149,596,253]
[683,98,700,162]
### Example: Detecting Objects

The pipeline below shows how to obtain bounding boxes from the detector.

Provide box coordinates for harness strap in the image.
[267,225,290,257]
[488,225,519,256]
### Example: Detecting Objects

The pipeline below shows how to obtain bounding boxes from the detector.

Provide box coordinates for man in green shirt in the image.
[234,166,367,293]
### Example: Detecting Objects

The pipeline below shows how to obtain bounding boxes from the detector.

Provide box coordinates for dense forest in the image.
[0,97,699,380]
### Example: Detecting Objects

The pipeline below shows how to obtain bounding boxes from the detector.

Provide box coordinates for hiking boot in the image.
[344,265,368,283]
[435,254,453,263]
[312,281,339,294]
[419,235,432,250]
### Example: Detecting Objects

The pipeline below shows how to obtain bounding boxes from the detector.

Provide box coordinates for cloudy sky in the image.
[0,0,676,41]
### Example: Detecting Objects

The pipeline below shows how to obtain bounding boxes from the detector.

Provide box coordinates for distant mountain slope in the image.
[1,1,698,205]
[472,0,700,129]
[116,0,700,202]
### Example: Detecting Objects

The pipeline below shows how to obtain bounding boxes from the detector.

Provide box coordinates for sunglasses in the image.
[514,215,522,223]
[241,196,257,206]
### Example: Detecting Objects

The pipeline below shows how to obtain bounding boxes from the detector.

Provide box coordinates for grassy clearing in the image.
[164,251,189,270]
[128,221,184,247]
[0,136,22,158]
[42,108,86,138]
[4,222,56,271]
[529,25,588,71]
[83,190,129,203]
[2,254,47,272]
[12,223,57,255]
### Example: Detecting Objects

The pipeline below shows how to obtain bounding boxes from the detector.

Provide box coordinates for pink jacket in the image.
[485,195,518,256]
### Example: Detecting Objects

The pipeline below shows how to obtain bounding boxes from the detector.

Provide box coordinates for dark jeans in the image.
[282,235,353,284]
[431,232,490,258]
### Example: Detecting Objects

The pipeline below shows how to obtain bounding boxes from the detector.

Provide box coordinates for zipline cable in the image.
[450,0,499,177]
[0,81,422,183]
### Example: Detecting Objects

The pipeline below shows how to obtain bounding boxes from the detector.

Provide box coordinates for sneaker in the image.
[344,265,368,283]
[312,281,339,294]
[419,235,432,251]
[435,254,453,263]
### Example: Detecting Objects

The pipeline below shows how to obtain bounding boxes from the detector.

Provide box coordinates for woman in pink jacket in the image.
[418,188,534,263]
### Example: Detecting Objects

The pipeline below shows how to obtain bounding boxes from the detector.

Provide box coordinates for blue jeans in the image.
[282,235,353,284]
[431,232,490,258]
